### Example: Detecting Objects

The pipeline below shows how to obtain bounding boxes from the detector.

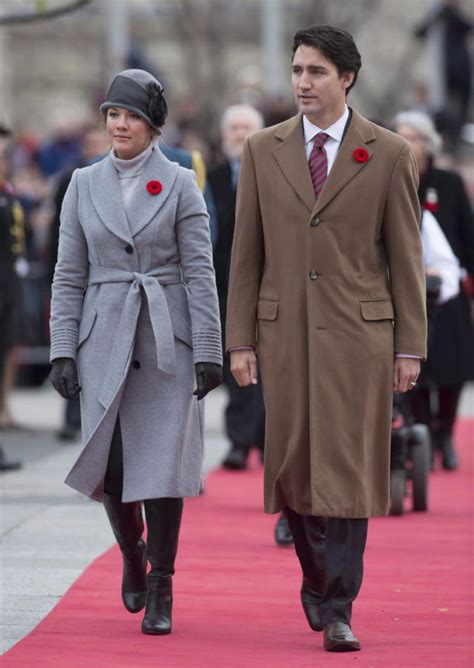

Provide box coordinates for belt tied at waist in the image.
[87,264,184,408]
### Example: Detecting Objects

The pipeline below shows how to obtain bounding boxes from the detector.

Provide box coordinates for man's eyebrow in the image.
[292,64,328,71]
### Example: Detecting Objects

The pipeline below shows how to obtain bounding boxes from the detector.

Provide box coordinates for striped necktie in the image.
[308,132,329,197]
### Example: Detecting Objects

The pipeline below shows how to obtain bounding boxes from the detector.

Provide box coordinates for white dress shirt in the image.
[303,106,350,173]
[421,209,460,304]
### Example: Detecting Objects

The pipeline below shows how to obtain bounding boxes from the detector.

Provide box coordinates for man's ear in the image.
[341,71,355,91]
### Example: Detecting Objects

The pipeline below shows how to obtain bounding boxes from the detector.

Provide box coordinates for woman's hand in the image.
[50,358,81,400]
[193,362,223,400]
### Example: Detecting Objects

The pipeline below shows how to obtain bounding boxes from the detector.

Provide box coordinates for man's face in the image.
[291,45,353,126]
[222,114,260,161]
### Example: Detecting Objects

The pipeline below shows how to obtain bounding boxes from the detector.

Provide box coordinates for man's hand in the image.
[393,357,420,393]
[230,349,258,387]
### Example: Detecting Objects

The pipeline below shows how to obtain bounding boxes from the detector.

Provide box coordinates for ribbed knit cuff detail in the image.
[192,330,223,365]
[50,328,78,362]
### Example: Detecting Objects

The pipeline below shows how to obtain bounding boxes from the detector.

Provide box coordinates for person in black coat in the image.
[208,105,266,471]
[0,125,23,471]
[395,111,474,470]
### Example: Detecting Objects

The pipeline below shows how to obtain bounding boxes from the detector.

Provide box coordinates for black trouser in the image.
[64,398,81,431]
[223,356,265,454]
[410,383,463,437]
[284,507,368,626]
[0,300,12,388]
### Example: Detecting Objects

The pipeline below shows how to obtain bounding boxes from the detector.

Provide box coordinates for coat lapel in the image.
[272,114,315,213]
[88,156,133,246]
[127,146,180,238]
[312,109,376,216]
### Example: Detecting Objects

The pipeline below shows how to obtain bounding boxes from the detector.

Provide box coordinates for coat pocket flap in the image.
[257,299,279,321]
[360,300,394,321]
[78,308,97,348]
[168,305,193,347]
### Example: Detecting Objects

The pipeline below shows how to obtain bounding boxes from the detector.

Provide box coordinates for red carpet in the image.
[3,420,473,667]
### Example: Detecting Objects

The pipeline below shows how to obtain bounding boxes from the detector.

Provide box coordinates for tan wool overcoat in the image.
[226,110,427,518]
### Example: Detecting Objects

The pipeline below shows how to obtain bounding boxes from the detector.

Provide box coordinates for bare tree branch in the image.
[0,0,92,26]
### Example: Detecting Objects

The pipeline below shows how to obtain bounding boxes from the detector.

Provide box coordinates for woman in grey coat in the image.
[49,69,223,635]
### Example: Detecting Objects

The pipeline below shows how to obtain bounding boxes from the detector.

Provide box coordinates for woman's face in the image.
[106,107,153,159]
[395,123,429,169]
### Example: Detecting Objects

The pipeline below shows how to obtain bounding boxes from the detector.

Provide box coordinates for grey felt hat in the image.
[100,69,167,132]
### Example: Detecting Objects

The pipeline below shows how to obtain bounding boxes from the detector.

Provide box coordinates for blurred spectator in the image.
[160,144,218,247]
[49,124,109,441]
[394,110,474,470]
[35,115,82,177]
[415,0,472,148]
[0,124,24,470]
[421,208,461,306]
[260,94,296,128]
[208,105,267,473]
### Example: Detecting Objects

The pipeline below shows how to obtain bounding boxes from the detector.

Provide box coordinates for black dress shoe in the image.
[439,435,459,471]
[0,447,22,472]
[274,513,294,546]
[324,622,361,652]
[300,577,323,631]
[57,425,80,442]
[223,446,248,470]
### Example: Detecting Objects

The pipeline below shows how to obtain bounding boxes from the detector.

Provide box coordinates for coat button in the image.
[132,360,141,369]
[309,270,319,280]
[125,244,133,254]
[311,217,320,227]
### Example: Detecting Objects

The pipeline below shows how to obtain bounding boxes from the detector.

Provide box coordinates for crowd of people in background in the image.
[0,86,473,477]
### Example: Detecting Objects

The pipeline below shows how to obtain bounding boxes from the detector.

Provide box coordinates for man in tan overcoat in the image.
[226,25,427,652]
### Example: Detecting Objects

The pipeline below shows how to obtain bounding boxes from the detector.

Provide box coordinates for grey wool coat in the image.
[50,146,222,503]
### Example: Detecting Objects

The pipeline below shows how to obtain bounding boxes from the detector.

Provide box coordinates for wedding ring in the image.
[410,381,417,386]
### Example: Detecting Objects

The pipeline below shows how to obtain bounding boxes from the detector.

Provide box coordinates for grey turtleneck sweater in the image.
[110,142,155,229]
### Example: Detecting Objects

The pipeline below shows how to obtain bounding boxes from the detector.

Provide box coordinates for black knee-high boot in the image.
[103,494,147,613]
[141,497,183,635]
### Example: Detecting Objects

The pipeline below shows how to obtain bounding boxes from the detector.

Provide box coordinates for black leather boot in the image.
[103,493,147,613]
[141,498,183,635]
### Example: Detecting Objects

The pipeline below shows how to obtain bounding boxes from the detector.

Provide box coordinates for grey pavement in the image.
[1,382,473,654]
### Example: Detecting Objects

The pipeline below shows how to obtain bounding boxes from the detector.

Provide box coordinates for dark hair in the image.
[292,25,361,94]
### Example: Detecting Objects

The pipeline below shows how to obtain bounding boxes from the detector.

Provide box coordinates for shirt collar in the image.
[303,106,349,146]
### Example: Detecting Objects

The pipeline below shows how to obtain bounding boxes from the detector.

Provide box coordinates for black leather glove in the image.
[193,362,223,400]
[50,357,81,400]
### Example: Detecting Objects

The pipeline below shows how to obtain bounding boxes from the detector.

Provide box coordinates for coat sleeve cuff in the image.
[49,328,78,362]
[192,330,223,365]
